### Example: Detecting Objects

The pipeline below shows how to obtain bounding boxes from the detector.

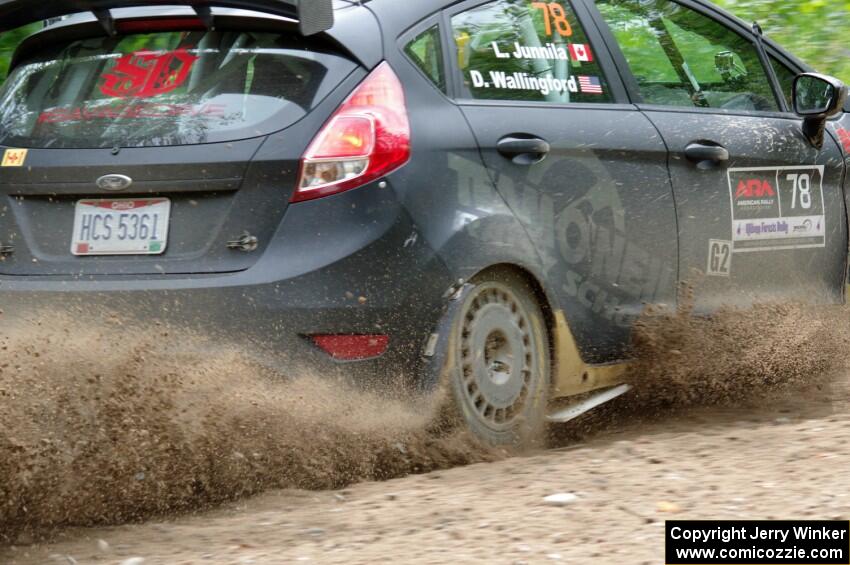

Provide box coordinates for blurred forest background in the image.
[0,1,848,83]
[0,23,38,80]
[713,0,850,81]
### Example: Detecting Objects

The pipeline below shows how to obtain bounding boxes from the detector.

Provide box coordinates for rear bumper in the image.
[0,185,454,385]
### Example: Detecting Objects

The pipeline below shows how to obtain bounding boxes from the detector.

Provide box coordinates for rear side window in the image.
[405,26,446,92]
[596,0,780,112]
[0,31,357,149]
[450,0,612,103]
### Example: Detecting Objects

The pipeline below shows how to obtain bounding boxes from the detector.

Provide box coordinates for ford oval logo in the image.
[96,174,133,191]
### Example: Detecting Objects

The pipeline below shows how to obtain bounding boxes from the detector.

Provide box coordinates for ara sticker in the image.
[707,239,732,277]
[728,166,826,253]
[1,149,27,167]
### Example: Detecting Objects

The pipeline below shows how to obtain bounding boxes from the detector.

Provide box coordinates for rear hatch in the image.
[0,21,359,275]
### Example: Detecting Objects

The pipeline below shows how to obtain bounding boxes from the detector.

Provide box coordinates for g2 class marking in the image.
[707,239,732,277]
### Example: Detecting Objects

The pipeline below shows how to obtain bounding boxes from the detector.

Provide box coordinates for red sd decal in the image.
[100,48,199,99]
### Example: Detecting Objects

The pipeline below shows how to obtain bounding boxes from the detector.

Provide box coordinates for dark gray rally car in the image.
[0,0,848,445]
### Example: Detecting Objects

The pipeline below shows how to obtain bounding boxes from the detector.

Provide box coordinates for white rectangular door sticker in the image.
[728,165,826,253]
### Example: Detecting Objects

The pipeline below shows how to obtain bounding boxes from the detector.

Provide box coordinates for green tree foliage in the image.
[0,23,40,80]
[715,0,850,82]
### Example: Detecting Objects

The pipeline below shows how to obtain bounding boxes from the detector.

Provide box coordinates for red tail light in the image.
[293,62,411,203]
[311,335,389,360]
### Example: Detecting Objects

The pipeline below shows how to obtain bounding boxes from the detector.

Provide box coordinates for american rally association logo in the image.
[735,177,776,207]
[100,48,199,99]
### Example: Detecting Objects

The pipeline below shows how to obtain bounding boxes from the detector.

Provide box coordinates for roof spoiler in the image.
[0,0,334,36]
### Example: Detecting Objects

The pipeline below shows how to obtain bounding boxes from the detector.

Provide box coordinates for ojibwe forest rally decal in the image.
[728,166,826,253]
[37,47,215,124]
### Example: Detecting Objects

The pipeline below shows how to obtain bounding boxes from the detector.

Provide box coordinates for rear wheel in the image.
[444,271,551,447]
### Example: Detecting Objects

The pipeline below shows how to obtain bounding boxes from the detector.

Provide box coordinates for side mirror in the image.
[793,73,848,149]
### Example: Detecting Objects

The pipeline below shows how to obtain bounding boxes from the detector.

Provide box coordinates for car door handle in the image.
[497,135,550,165]
[684,141,729,168]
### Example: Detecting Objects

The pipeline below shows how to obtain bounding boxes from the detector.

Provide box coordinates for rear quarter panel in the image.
[381,23,553,302]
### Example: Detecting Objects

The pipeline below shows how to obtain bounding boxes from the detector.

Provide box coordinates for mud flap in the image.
[546,384,632,423]
[417,283,474,392]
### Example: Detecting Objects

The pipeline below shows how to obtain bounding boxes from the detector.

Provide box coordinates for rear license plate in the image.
[71,198,171,256]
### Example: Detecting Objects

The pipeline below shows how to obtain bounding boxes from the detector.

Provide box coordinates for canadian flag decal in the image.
[568,44,593,63]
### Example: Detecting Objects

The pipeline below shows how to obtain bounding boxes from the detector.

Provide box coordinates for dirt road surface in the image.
[4,373,849,565]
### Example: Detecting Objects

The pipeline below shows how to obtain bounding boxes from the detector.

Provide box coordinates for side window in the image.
[770,55,797,110]
[450,0,612,103]
[404,26,447,92]
[596,0,780,112]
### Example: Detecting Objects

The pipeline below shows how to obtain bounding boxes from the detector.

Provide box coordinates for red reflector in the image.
[311,335,389,361]
[116,18,207,33]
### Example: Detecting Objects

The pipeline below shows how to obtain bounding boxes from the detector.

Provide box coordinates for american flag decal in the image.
[579,75,603,94]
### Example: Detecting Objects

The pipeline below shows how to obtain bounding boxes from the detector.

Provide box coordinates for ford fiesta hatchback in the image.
[0,0,848,446]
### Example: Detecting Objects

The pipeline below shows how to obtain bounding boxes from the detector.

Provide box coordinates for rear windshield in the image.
[0,30,357,148]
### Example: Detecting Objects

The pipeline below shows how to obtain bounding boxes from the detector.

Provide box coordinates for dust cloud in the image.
[551,292,850,441]
[0,312,495,543]
[2,295,849,543]
[625,295,850,409]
